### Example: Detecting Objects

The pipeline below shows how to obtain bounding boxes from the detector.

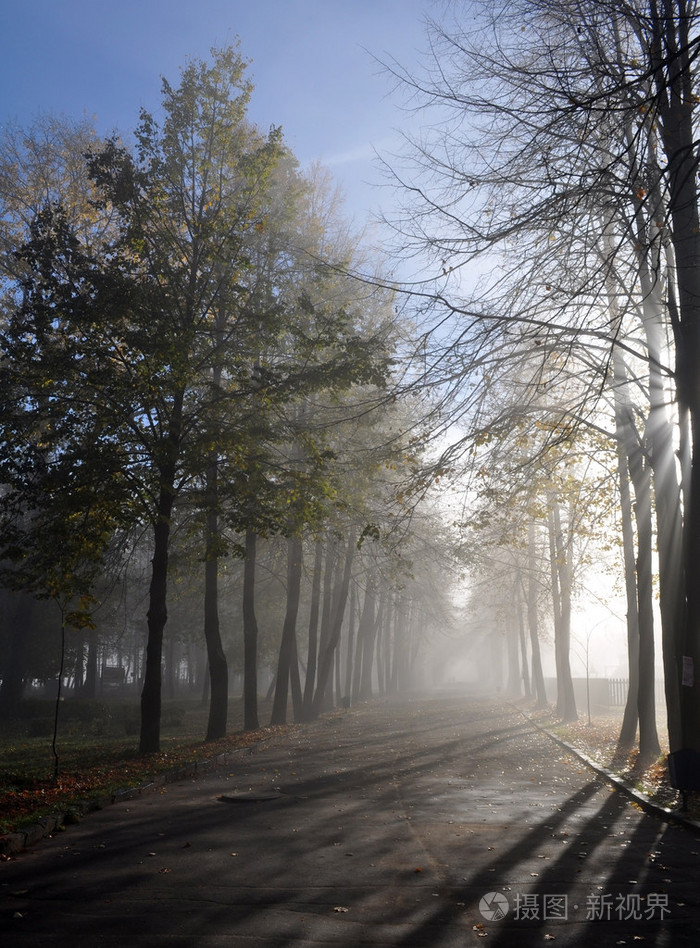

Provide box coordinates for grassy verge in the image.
[523,703,698,815]
[4,695,697,849]
[0,696,292,840]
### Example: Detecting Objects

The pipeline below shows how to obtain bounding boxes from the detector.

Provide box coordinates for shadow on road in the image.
[2,694,699,946]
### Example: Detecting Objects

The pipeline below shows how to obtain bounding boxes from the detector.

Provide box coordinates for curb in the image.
[516,706,700,834]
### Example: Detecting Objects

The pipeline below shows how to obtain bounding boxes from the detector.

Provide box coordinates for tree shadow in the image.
[3,695,698,946]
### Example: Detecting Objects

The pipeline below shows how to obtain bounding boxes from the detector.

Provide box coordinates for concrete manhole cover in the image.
[218,791,283,803]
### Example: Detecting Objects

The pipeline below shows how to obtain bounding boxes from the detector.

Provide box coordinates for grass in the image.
[2,694,697,848]
[0,695,293,840]
[523,702,699,816]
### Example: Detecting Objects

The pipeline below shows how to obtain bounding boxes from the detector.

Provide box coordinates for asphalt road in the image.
[1,692,699,947]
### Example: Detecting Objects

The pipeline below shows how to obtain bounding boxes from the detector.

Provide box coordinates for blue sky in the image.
[0,0,435,227]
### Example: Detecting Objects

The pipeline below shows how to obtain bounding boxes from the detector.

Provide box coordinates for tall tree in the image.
[387,0,700,750]
[1,48,289,752]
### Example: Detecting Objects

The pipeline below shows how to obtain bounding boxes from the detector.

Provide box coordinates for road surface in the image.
[1,692,698,946]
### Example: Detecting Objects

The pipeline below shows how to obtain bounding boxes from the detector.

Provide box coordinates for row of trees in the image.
[386,0,700,759]
[0,46,458,753]
[7,3,698,772]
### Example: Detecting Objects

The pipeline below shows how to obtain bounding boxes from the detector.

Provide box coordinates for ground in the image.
[531,706,683,813]
[2,692,699,947]
[0,693,693,847]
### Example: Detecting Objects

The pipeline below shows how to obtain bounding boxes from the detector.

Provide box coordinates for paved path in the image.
[1,693,698,946]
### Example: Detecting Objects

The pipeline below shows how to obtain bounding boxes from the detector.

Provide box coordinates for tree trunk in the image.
[165,634,176,700]
[315,536,338,713]
[0,596,29,717]
[615,426,641,754]
[517,584,531,698]
[351,585,364,702]
[270,534,303,725]
[379,595,392,694]
[626,425,662,761]
[548,501,577,723]
[526,523,547,708]
[83,627,98,699]
[390,598,402,694]
[290,627,303,720]
[139,389,183,755]
[312,535,355,718]
[358,576,378,700]
[629,209,684,755]
[140,491,174,754]
[203,456,228,741]
[301,539,323,718]
[651,2,700,751]
[343,582,357,705]
[242,529,259,731]
[334,633,342,706]
[506,582,521,698]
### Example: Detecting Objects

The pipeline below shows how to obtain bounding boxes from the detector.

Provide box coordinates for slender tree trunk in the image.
[301,539,323,718]
[390,598,401,694]
[615,426,641,753]
[380,596,391,694]
[83,627,98,699]
[203,313,229,740]
[548,509,564,714]
[140,490,174,754]
[316,537,338,713]
[633,225,684,755]
[71,633,85,694]
[344,583,357,705]
[626,429,662,761]
[0,596,29,717]
[358,576,378,700]
[526,524,547,708]
[270,534,303,725]
[506,582,521,697]
[351,585,364,702]
[395,600,410,691]
[517,584,531,698]
[165,634,176,699]
[375,595,386,696]
[242,529,259,731]
[140,390,183,754]
[407,602,423,689]
[312,535,355,718]
[203,456,228,741]
[334,633,342,706]
[548,501,577,723]
[290,628,303,720]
